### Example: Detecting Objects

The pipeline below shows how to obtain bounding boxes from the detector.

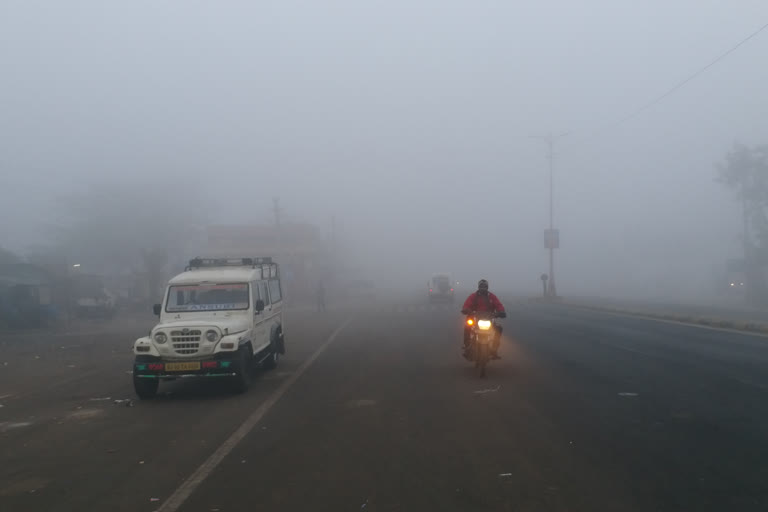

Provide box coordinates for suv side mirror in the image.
[255,299,265,313]
[153,303,161,316]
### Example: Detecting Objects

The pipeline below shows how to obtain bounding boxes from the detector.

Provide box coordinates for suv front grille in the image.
[171,330,201,355]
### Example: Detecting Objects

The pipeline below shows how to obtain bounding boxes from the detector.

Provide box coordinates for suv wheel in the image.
[264,329,281,370]
[264,347,279,370]
[232,346,252,393]
[276,327,285,355]
[133,374,159,399]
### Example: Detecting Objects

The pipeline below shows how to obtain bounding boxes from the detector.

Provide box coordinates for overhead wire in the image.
[603,21,768,132]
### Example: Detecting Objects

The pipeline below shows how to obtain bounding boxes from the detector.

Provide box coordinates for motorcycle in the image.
[465,311,501,378]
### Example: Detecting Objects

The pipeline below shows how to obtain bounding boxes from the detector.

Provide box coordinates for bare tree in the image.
[51,181,206,300]
[717,143,768,303]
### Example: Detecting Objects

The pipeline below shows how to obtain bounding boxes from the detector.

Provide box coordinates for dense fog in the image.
[2,0,767,303]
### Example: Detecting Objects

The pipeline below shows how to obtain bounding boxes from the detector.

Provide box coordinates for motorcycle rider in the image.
[461,279,506,359]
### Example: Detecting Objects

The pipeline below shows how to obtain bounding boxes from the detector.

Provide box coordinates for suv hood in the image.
[154,318,249,335]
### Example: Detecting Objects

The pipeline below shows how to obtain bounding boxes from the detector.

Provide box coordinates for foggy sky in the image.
[2,0,767,299]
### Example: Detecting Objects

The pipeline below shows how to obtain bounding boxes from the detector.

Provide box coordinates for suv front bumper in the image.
[133,355,238,379]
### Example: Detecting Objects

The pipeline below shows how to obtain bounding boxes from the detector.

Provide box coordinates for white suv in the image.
[132,257,285,399]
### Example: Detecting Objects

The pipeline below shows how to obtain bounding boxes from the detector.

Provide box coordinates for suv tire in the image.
[134,374,159,399]
[232,346,252,393]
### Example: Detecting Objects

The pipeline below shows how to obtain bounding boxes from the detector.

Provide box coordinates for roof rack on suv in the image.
[186,257,274,270]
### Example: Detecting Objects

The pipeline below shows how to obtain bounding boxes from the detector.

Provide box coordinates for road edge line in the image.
[156,317,353,512]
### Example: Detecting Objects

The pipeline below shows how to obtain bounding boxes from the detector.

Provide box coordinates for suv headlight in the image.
[477,320,492,330]
[205,330,220,343]
[154,332,168,344]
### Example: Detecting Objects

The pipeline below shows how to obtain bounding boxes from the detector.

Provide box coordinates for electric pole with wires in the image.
[530,132,568,298]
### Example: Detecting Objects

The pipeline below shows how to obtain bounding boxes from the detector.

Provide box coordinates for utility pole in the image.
[529,132,569,298]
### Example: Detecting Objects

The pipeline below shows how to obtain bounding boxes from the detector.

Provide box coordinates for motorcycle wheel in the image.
[475,344,488,378]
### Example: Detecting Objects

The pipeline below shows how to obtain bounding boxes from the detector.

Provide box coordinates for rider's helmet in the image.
[478,279,489,294]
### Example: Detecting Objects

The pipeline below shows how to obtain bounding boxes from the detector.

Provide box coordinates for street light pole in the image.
[547,136,556,297]
[530,132,568,298]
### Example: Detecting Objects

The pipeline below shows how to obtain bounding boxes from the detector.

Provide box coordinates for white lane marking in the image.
[0,422,33,432]
[474,386,501,394]
[67,408,105,420]
[0,394,14,400]
[156,318,353,512]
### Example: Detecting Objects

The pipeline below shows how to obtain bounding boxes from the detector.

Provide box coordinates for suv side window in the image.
[258,281,270,306]
[269,279,282,303]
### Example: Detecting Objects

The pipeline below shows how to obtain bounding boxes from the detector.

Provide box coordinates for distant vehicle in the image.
[428,274,454,303]
[715,259,748,297]
[725,271,746,296]
[714,268,746,297]
[132,257,285,399]
[71,274,116,319]
[727,278,746,295]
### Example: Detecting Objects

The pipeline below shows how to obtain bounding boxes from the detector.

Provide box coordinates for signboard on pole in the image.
[544,229,560,249]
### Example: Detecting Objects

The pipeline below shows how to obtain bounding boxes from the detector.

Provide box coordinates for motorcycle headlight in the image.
[477,320,492,330]
[205,330,220,343]
[154,332,168,344]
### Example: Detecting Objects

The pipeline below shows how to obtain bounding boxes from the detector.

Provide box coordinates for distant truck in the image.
[428,273,455,303]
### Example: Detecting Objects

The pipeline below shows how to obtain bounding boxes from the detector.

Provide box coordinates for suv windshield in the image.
[165,283,249,312]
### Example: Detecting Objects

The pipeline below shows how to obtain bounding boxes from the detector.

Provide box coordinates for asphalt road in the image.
[568,295,768,324]
[2,299,768,511]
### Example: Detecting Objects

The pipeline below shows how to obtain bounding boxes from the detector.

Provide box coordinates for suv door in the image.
[265,278,283,346]
[251,281,270,352]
